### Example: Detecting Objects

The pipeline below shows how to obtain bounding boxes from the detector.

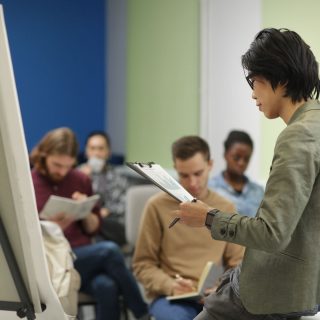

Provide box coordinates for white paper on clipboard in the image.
[126,162,194,202]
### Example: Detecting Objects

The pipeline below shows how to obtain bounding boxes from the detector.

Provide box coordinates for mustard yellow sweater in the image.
[132,190,244,300]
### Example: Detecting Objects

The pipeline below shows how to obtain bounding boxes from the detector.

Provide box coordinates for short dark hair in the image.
[224,130,253,152]
[85,130,110,148]
[242,28,320,103]
[30,127,79,173]
[172,136,210,161]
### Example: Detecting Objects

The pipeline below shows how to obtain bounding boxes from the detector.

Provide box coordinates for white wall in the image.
[106,0,127,155]
[200,0,263,182]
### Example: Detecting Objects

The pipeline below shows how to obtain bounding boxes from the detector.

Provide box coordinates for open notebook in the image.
[166,262,223,301]
[40,194,100,220]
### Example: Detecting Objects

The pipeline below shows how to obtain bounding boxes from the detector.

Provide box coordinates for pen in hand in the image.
[174,274,197,292]
[168,198,197,229]
[168,217,180,228]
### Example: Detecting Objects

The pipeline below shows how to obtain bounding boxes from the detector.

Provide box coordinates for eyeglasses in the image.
[243,68,254,90]
[246,75,254,90]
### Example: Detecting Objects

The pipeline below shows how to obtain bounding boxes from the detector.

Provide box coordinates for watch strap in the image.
[205,209,219,229]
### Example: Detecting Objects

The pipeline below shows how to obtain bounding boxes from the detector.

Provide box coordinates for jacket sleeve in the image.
[210,123,320,252]
[132,200,175,297]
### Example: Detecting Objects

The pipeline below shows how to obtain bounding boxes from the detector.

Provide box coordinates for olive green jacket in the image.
[211,100,320,314]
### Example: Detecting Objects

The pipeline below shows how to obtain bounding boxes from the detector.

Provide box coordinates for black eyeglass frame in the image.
[243,68,255,90]
[245,75,254,90]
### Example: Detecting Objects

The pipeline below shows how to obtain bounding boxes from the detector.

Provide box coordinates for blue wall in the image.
[0,1,106,151]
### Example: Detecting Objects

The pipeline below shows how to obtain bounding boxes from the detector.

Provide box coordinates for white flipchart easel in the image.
[0,4,71,319]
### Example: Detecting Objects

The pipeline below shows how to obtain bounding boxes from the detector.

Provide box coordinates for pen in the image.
[168,198,197,229]
[168,217,180,228]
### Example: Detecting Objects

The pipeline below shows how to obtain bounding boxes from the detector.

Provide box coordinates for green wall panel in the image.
[126,0,199,167]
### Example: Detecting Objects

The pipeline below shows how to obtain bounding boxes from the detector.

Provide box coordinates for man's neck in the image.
[280,99,306,124]
[197,188,210,200]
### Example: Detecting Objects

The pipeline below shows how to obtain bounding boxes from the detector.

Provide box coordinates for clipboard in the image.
[126,162,194,203]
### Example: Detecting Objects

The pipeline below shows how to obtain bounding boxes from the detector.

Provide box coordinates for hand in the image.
[49,211,75,230]
[82,212,100,233]
[172,275,196,296]
[100,207,110,218]
[175,200,212,227]
[72,191,87,201]
[204,285,217,296]
[197,286,218,304]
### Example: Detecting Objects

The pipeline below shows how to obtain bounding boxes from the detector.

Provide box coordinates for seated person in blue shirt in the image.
[208,130,264,217]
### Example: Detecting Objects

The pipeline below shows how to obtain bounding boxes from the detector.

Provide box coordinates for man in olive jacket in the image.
[176,28,320,319]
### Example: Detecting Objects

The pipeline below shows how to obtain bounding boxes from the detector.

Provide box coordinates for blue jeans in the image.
[149,296,203,320]
[73,241,148,320]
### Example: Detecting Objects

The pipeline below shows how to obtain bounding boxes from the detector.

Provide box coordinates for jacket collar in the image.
[288,100,320,125]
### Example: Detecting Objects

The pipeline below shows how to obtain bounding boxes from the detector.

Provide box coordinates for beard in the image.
[47,172,65,182]
[44,166,66,182]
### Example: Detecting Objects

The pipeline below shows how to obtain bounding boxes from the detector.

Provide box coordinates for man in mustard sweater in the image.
[132,136,244,320]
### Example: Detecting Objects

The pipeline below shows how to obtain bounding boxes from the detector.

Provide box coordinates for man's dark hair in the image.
[224,130,253,152]
[85,130,111,148]
[172,136,210,161]
[242,28,320,103]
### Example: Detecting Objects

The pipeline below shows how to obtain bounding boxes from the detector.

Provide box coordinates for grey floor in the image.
[78,305,135,320]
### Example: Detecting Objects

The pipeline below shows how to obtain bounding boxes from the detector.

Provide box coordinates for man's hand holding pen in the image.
[169,198,197,228]
[172,199,213,228]
[172,274,196,296]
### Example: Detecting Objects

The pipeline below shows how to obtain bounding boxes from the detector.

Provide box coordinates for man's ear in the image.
[208,159,214,171]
